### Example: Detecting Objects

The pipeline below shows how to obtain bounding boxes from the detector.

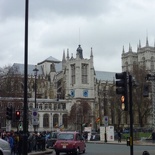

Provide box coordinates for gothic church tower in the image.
[64,45,95,100]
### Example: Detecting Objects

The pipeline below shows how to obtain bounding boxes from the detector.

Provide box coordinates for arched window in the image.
[38,104,42,110]
[54,103,57,110]
[71,64,75,84]
[50,63,55,72]
[125,62,128,71]
[49,104,52,110]
[82,63,88,84]
[53,114,59,127]
[142,57,145,67]
[43,114,49,128]
[44,104,48,110]
[62,114,68,128]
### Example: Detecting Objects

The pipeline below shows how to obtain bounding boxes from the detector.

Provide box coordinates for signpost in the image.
[104,116,108,142]
[104,116,108,127]
[147,74,155,80]
[32,108,38,126]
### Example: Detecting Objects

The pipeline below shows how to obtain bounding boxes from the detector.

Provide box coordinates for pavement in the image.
[28,140,155,155]
[87,139,155,146]
[28,149,53,155]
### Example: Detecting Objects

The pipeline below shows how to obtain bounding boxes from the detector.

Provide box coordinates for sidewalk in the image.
[28,149,53,155]
[86,140,155,146]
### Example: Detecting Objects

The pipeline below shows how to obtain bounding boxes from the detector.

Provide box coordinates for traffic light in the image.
[115,72,128,111]
[6,106,12,120]
[15,110,20,121]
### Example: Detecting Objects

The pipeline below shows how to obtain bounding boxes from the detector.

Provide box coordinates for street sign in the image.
[32,108,38,118]
[104,116,108,127]
[32,108,39,125]
[32,118,38,125]
[147,74,155,80]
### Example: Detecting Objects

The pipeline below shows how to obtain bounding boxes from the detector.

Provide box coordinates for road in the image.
[50,143,155,155]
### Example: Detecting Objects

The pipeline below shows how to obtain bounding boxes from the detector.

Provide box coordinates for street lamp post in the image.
[33,65,39,108]
[33,65,39,131]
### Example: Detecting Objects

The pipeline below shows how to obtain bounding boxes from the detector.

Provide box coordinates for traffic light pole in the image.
[129,74,133,155]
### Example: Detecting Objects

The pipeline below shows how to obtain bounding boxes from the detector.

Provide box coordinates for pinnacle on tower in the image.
[129,43,132,52]
[146,36,149,47]
[139,40,141,48]
[122,46,125,53]
[90,47,93,57]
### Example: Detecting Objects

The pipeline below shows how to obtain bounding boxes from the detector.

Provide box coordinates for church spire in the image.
[62,49,66,62]
[90,47,93,57]
[129,43,132,52]
[139,40,141,48]
[146,36,149,47]
[122,46,125,53]
[67,48,69,60]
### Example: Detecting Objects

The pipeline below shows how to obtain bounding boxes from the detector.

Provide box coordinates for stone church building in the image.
[2,44,115,132]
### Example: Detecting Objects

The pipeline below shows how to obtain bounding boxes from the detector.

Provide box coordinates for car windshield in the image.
[58,133,74,140]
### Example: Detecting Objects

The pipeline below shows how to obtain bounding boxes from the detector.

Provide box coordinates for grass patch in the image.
[122,132,152,140]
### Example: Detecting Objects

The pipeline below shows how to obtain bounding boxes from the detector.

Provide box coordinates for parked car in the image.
[53,131,86,155]
[46,132,58,148]
[0,138,11,155]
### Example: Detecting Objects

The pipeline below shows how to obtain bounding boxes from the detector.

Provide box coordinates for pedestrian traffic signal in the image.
[15,110,20,120]
[115,72,128,111]
[6,106,12,120]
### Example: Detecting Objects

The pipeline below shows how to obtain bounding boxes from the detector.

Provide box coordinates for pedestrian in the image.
[117,130,121,142]
[142,151,150,155]
[152,130,155,143]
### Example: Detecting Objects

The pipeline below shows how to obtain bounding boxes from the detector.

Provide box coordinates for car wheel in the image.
[56,151,60,155]
[75,147,80,155]
[83,148,86,153]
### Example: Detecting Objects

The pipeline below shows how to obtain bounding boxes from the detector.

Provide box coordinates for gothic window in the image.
[125,62,128,71]
[50,63,55,72]
[43,114,49,128]
[151,56,154,71]
[71,64,75,85]
[62,103,66,110]
[53,114,59,127]
[142,57,145,67]
[62,114,68,128]
[38,104,42,110]
[44,104,48,110]
[54,103,57,110]
[58,103,61,109]
[82,64,88,84]
[49,104,52,110]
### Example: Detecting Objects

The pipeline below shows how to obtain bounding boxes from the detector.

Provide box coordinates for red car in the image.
[53,131,86,155]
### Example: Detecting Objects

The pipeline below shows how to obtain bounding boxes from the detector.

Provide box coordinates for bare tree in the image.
[68,100,92,132]
[131,64,152,127]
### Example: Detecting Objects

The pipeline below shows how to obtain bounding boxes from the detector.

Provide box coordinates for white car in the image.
[0,138,11,155]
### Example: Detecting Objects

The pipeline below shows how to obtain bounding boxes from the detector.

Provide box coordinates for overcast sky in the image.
[0,0,155,72]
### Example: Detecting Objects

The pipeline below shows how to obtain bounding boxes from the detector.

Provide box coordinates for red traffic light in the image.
[16,111,20,115]
[15,111,20,120]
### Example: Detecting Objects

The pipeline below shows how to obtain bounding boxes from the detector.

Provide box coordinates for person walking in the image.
[117,130,121,142]
[152,130,155,143]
